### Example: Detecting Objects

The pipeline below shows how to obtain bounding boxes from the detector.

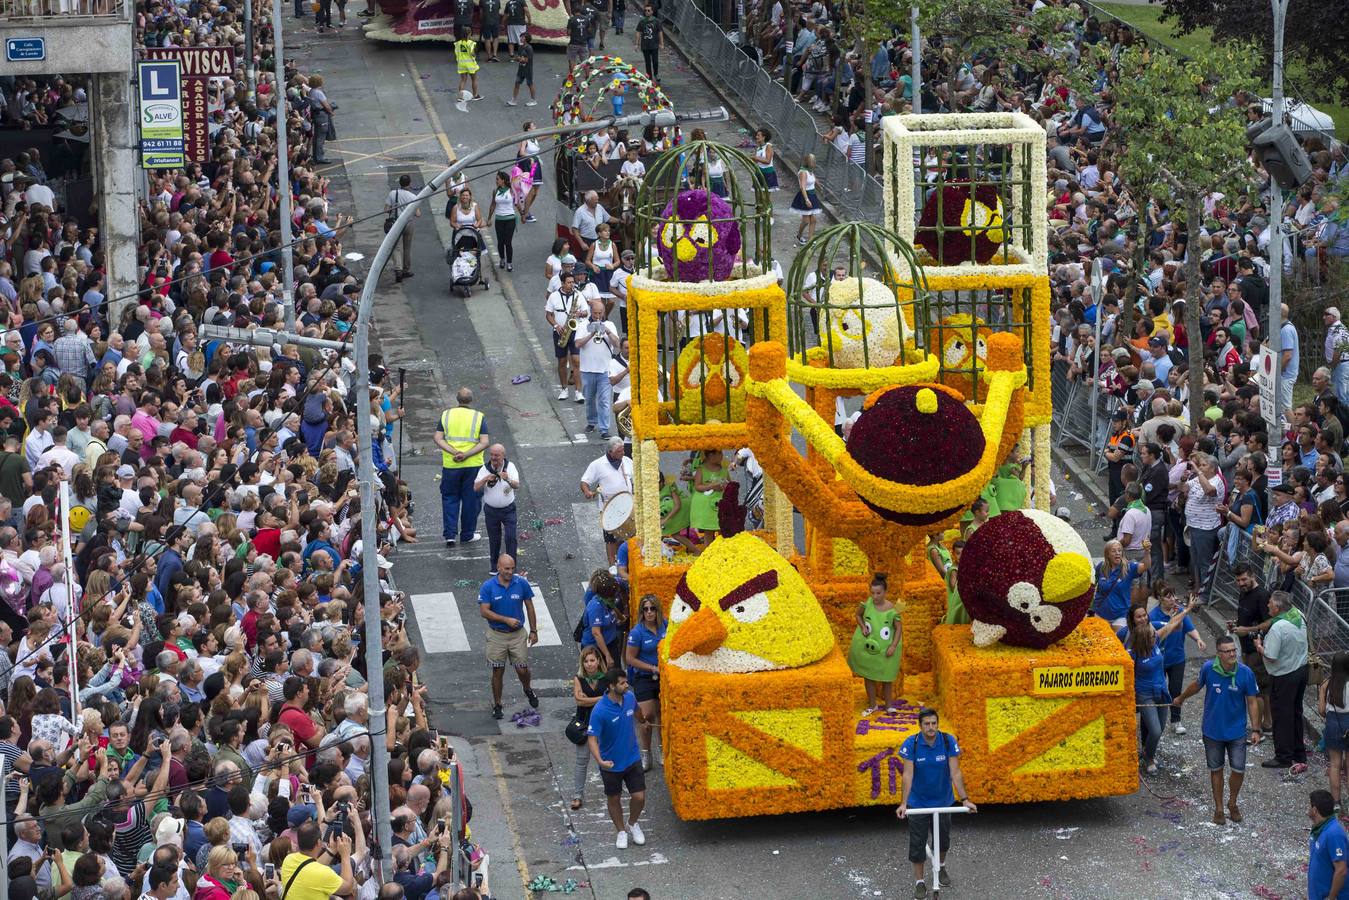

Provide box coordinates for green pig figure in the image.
[847,574,903,712]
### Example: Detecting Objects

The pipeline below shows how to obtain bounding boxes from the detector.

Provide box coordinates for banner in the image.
[137,61,185,169]
[183,78,209,163]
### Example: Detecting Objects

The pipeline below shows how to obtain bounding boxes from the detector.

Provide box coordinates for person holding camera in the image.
[279,821,355,898]
[577,299,621,439]
[474,444,521,576]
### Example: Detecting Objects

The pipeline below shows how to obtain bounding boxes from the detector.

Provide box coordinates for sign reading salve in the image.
[1031,665,1126,695]
[5,38,46,62]
[137,60,185,169]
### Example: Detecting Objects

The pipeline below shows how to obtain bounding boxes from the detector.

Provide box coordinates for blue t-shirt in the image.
[1130,642,1168,701]
[626,620,666,679]
[1149,605,1195,666]
[477,575,534,632]
[615,540,629,581]
[1198,660,1259,743]
[582,592,620,648]
[587,690,641,772]
[898,731,960,810]
[1310,817,1349,900]
[1095,561,1140,622]
[1281,320,1299,380]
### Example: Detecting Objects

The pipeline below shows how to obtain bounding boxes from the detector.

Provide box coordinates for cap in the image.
[1327,307,1342,319]
[116,464,135,479]
[561,254,577,265]
[1136,379,1155,391]
[1111,409,1127,421]
[1272,482,1294,495]
[621,249,636,260]
[1148,335,1167,347]
[287,804,318,828]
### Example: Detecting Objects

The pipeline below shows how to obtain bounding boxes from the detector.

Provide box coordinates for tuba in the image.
[615,404,634,440]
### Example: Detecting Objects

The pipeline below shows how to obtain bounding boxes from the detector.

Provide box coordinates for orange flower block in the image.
[932,617,1139,803]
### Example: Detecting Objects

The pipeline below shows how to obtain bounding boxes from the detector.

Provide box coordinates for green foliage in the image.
[1103,42,1259,211]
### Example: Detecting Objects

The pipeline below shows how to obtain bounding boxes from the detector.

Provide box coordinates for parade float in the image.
[621,117,1138,822]
[363,0,566,44]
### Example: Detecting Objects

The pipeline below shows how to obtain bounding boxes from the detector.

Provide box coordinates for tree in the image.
[1159,0,1349,106]
[1103,41,1259,434]
[913,0,1072,113]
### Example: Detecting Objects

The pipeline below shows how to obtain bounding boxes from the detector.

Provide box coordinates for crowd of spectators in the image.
[0,1,497,898]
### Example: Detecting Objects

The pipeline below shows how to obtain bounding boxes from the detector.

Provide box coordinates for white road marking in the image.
[568,852,669,870]
[409,591,472,653]
[528,583,562,646]
[573,500,608,555]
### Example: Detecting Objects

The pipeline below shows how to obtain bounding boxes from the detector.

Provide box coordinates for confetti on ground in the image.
[455,579,475,588]
[531,519,546,529]
[511,708,541,728]
[543,516,565,526]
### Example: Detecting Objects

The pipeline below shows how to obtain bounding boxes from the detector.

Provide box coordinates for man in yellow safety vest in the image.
[435,387,490,546]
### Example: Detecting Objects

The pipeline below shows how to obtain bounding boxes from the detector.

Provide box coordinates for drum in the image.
[600,491,637,541]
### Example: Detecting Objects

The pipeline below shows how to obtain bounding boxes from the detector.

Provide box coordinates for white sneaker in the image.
[526,99,538,106]
[557,387,570,400]
[1173,723,1187,735]
[462,532,482,544]
[573,389,585,403]
[628,822,646,845]
[615,829,629,849]
[506,99,518,106]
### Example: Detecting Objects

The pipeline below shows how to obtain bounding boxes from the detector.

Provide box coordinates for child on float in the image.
[942,539,969,625]
[848,573,903,715]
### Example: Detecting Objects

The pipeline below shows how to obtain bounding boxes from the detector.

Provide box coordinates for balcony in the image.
[1,0,132,75]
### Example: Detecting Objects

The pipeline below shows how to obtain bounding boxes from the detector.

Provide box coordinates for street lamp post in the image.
[1266,0,1288,509]
[352,105,726,886]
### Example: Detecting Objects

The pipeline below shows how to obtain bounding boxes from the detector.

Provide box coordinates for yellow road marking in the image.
[487,740,535,898]
[314,135,436,173]
[407,57,459,165]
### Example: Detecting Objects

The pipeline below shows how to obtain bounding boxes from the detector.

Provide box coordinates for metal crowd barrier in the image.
[662,0,884,223]
[1049,359,1118,474]
[1209,536,1349,665]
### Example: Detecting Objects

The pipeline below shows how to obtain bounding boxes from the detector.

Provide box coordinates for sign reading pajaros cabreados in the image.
[1031,665,1126,696]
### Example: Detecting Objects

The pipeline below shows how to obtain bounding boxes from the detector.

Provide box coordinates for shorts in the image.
[486,626,529,668]
[515,70,534,87]
[1243,651,1272,692]
[1326,710,1349,751]
[906,812,951,864]
[632,673,659,702]
[1203,735,1248,772]
[554,333,578,359]
[507,23,526,43]
[481,21,499,38]
[601,760,646,797]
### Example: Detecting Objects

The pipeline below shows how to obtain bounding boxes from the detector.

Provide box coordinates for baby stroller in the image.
[447,225,489,297]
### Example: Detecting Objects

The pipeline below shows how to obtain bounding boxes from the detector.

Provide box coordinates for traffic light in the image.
[1246,116,1312,190]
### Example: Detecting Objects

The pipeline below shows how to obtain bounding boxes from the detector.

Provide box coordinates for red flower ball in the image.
[957,509,1096,649]
[915,182,1007,266]
[847,385,984,525]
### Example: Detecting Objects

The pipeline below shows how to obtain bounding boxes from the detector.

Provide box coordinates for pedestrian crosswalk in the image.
[409,583,565,654]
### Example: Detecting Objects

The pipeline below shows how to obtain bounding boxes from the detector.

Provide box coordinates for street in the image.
[290,22,1317,900]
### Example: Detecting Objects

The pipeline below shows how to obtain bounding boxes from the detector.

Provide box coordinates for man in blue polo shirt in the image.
[1173,635,1258,825]
[587,669,646,851]
[896,708,976,899]
[1309,789,1349,899]
[477,553,539,720]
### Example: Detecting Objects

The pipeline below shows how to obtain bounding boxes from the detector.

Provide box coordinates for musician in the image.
[474,443,521,575]
[546,272,588,403]
[581,436,634,566]
[578,299,621,438]
[612,249,636,332]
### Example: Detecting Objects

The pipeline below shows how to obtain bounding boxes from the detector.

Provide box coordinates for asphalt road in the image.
[285,18,1319,899]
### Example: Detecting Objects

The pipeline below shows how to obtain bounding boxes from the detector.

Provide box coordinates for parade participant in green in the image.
[848,573,902,714]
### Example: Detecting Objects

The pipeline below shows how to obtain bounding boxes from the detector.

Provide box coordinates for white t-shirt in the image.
[36,444,79,478]
[476,461,520,509]
[581,454,633,507]
[611,266,633,307]
[608,356,630,395]
[545,289,589,329]
[620,159,646,178]
[578,320,619,373]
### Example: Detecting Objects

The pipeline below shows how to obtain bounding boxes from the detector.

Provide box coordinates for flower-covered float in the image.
[363,0,567,44]
[626,132,1135,820]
